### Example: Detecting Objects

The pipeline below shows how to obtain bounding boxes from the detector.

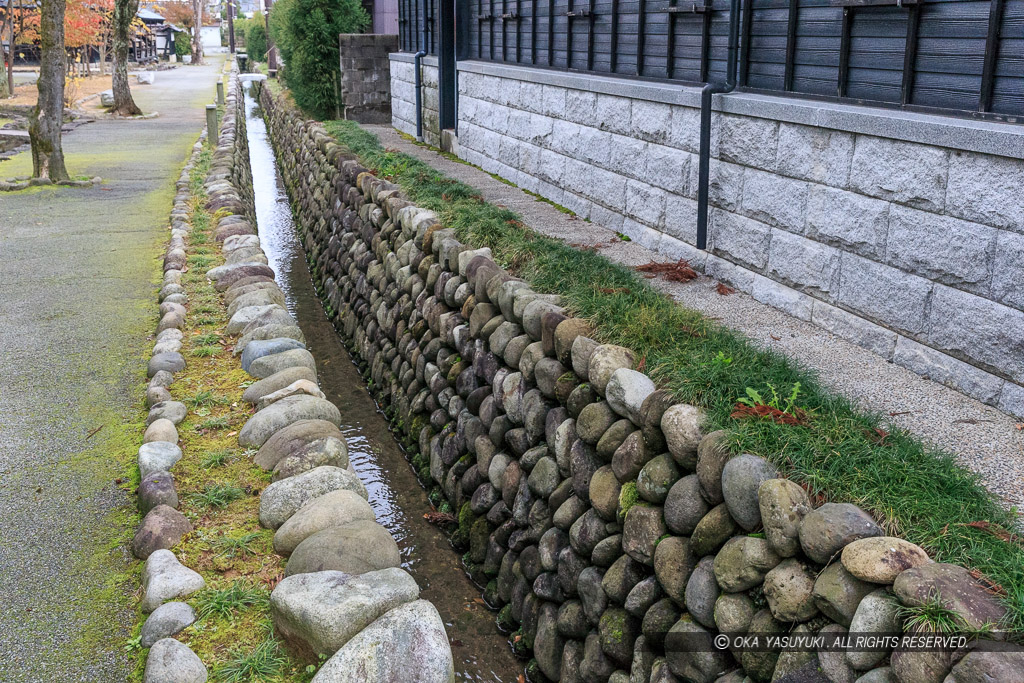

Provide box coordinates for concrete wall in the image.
[390,54,440,146]
[338,34,399,124]
[389,55,1024,418]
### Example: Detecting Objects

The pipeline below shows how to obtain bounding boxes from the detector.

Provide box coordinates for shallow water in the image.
[242,82,522,682]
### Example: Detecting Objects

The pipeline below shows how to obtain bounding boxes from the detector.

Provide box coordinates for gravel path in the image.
[367,124,1024,512]
[0,59,223,682]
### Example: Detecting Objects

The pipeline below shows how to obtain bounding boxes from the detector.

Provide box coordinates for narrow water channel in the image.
[242,81,522,682]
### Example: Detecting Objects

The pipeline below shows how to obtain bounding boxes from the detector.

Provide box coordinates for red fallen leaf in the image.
[637,356,646,373]
[424,511,456,525]
[770,334,781,341]
[635,259,698,283]
[730,402,808,426]
[716,282,735,296]
[865,427,890,446]
[967,567,1009,597]
[1015,423,1024,431]
[962,521,1024,549]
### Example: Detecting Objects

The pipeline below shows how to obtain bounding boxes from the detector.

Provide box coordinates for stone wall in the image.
[259,84,1018,683]
[390,53,440,146]
[338,34,399,124]
[393,57,1024,419]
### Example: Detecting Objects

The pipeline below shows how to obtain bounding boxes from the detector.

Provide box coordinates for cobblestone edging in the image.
[390,58,1024,420]
[259,84,1022,683]
[130,65,456,682]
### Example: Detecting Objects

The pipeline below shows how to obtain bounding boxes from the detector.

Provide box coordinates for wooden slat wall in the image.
[402,0,1023,118]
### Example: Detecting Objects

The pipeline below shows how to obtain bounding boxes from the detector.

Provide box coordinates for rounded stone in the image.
[622,504,666,565]
[840,536,931,584]
[138,441,183,477]
[138,470,178,514]
[758,478,811,557]
[605,368,656,426]
[576,401,617,444]
[695,430,731,504]
[763,558,819,622]
[685,556,720,629]
[254,419,345,471]
[712,536,781,592]
[141,602,196,648]
[847,588,902,670]
[588,466,622,521]
[636,454,681,504]
[147,401,187,426]
[248,348,317,380]
[587,344,635,395]
[144,638,207,683]
[799,503,883,564]
[285,520,401,576]
[132,505,192,559]
[272,436,350,482]
[689,503,739,557]
[660,404,704,470]
[653,535,696,603]
[259,466,368,530]
[721,453,778,531]
[273,489,377,555]
[148,352,186,377]
[143,419,178,445]
[238,395,341,447]
[812,562,878,627]
[663,474,709,536]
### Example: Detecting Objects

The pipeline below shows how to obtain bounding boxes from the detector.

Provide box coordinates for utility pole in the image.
[263,0,276,75]
[227,0,235,53]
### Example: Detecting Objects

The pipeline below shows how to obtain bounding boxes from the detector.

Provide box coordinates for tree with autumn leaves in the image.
[23,0,145,179]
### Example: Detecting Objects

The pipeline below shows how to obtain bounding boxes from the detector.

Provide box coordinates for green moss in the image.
[618,481,639,518]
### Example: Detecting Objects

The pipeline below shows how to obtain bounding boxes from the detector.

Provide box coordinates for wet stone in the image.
[138,470,178,514]
[132,505,192,560]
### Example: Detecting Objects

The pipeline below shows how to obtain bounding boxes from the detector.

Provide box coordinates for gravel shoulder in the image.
[366,124,1024,512]
[0,58,225,682]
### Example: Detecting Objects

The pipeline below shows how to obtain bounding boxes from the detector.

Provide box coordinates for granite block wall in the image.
[390,56,1024,419]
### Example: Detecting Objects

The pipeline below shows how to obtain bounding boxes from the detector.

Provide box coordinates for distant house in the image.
[137,8,186,59]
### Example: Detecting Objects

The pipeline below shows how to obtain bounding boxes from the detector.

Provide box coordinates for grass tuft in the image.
[193,581,269,620]
[213,639,290,682]
[188,483,245,509]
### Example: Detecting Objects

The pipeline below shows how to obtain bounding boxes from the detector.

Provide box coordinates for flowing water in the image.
[242,81,522,682]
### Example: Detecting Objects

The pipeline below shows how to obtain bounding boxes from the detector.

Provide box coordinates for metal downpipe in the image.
[695,0,741,250]
[414,0,430,141]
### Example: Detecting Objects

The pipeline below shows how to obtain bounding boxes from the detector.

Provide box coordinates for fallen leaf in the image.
[635,259,698,282]
[730,403,807,426]
[770,334,781,341]
[715,283,735,296]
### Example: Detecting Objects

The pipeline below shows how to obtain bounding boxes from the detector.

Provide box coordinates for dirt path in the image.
[0,57,224,682]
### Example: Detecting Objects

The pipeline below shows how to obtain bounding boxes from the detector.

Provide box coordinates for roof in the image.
[137,8,165,21]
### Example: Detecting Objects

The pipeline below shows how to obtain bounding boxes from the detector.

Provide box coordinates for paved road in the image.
[0,58,223,682]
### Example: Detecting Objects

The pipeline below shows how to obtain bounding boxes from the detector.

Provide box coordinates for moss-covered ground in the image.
[126,146,314,682]
[320,117,1024,633]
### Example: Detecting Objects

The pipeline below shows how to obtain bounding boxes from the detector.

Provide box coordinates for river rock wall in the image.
[257,84,1017,683]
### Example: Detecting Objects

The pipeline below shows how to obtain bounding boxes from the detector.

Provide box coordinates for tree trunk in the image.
[191,0,204,65]
[29,0,70,181]
[110,0,142,116]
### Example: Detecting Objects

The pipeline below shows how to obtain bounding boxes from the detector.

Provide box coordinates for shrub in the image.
[243,18,268,61]
[268,0,369,118]
[174,30,191,58]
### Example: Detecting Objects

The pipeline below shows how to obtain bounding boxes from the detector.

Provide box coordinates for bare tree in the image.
[110,0,142,115]
[190,0,203,65]
[29,0,70,181]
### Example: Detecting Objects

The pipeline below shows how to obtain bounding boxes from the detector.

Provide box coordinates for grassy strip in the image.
[129,147,316,682]
[323,118,1024,631]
